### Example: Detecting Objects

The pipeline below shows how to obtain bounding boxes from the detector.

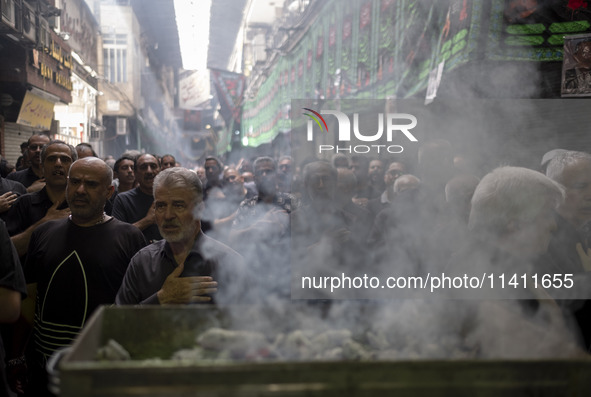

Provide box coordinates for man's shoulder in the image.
[6,168,28,180]
[115,187,141,201]
[12,190,35,206]
[133,239,166,258]
[106,217,145,235]
[343,201,371,217]
[0,177,26,195]
[15,188,50,207]
[32,218,69,237]
[200,233,242,258]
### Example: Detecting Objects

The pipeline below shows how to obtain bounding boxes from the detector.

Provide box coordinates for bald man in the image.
[19,157,146,396]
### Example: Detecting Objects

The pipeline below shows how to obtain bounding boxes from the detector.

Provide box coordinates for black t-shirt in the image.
[0,178,26,223]
[4,188,68,237]
[24,217,146,366]
[6,167,39,188]
[112,186,162,243]
[0,177,26,197]
[0,220,26,397]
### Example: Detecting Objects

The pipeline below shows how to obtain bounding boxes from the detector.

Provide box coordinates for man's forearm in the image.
[0,287,21,323]
[11,223,40,257]
[133,215,153,231]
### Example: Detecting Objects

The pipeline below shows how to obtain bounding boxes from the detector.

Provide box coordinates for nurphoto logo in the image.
[303,108,418,154]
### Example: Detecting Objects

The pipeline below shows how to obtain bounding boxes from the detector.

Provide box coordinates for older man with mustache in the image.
[116,167,247,305]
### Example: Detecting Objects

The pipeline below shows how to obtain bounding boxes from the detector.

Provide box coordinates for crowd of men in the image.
[1,134,591,395]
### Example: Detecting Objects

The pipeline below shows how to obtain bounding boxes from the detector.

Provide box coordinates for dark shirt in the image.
[115,232,247,305]
[535,214,591,349]
[24,217,146,368]
[0,178,27,223]
[0,177,26,197]
[112,186,162,243]
[0,220,25,296]
[367,181,384,200]
[537,215,586,275]
[6,167,39,188]
[231,192,298,301]
[341,200,372,240]
[4,187,68,236]
[0,158,12,179]
[0,219,26,397]
[204,179,223,201]
[367,190,391,220]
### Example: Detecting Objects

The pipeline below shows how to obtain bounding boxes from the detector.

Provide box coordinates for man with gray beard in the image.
[116,167,246,305]
[446,166,584,358]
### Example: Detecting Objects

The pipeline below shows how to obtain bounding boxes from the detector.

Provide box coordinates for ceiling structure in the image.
[207,0,287,71]
[132,0,183,68]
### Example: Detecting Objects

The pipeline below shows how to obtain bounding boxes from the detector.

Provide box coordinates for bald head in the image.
[394,174,421,194]
[66,157,115,225]
[70,157,113,185]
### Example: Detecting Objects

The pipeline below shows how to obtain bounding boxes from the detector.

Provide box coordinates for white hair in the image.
[469,166,564,236]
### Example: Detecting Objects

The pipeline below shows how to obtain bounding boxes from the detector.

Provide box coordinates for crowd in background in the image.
[1,134,591,395]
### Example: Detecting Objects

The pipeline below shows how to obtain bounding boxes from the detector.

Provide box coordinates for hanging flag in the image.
[210,68,245,127]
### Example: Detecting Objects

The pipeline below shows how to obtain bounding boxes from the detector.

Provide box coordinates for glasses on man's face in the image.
[28,145,43,151]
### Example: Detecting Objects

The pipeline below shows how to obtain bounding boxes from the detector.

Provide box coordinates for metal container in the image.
[57,305,591,397]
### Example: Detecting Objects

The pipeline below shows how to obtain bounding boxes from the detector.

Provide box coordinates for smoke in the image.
[130,0,591,363]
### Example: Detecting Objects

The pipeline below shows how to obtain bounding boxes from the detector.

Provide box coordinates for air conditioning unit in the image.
[37,16,50,51]
[0,0,19,32]
[20,1,36,44]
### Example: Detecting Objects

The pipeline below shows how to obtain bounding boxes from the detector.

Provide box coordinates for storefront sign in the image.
[16,91,55,130]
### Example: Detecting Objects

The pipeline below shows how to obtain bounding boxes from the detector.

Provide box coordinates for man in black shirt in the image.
[0,219,26,397]
[5,141,75,257]
[21,157,146,396]
[7,134,49,193]
[112,153,162,243]
[203,156,224,203]
[0,177,26,221]
[116,167,245,305]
